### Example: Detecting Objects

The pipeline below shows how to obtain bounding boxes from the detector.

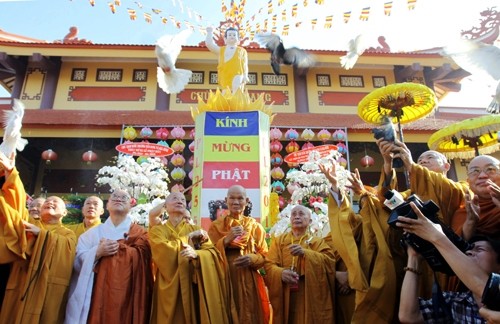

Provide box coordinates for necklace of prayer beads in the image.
[290,233,308,272]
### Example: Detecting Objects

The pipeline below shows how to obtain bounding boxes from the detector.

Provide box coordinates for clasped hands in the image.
[281,268,299,284]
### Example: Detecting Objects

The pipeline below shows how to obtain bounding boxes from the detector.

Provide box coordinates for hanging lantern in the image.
[271,180,285,194]
[171,183,185,193]
[170,153,186,167]
[171,126,186,139]
[317,129,331,142]
[338,157,348,168]
[140,127,153,139]
[41,149,58,164]
[189,141,195,152]
[360,155,375,168]
[287,182,300,195]
[271,152,283,166]
[157,140,169,147]
[301,142,314,150]
[123,126,137,141]
[337,143,348,155]
[188,169,194,180]
[82,150,98,164]
[270,139,283,153]
[171,139,186,153]
[271,167,285,180]
[137,156,149,164]
[285,141,300,154]
[270,127,283,140]
[301,128,315,141]
[188,155,194,166]
[189,128,196,139]
[278,196,286,210]
[156,127,169,140]
[171,167,186,181]
[284,128,299,141]
[332,129,347,142]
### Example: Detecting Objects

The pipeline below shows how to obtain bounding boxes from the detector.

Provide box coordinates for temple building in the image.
[0,10,498,205]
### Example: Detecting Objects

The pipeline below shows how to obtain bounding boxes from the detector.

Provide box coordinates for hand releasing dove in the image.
[443,38,500,114]
[155,29,193,94]
[0,99,28,158]
[255,33,315,75]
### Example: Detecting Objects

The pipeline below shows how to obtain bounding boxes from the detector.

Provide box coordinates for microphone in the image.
[383,190,405,210]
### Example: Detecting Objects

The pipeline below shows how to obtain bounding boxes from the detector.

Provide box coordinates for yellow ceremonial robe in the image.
[149,219,236,324]
[264,232,336,324]
[0,168,29,264]
[329,193,398,323]
[0,222,76,324]
[218,46,247,90]
[65,219,101,240]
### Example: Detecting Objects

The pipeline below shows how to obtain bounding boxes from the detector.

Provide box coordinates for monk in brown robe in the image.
[0,150,76,324]
[64,189,153,324]
[208,185,270,323]
[149,192,236,323]
[265,205,336,323]
[65,195,103,240]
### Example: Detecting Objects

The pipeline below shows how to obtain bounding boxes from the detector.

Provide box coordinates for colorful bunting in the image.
[161,16,168,24]
[127,8,137,20]
[152,8,162,14]
[278,0,285,5]
[272,14,277,26]
[108,2,116,13]
[310,18,317,29]
[407,0,417,10]
[292,3,298,17]
[303,0,308,7]
[114,0,120,5]
[268,0,273,14]
[324,15,332,28]
[384,1,393,16]
[359,7,370,21]
[343,11,351,23]
[144,12,152,23]
[89,0,95,6]
[282,24,289,35]
[282,9,286,21]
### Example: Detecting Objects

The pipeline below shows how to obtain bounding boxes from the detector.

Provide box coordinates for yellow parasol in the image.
[358,82,438,136]
[428,115,500,159]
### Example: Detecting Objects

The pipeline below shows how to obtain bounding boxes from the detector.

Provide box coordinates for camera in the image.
[387,194,472,275]
[371,117,403,168]
[482,272,500,311]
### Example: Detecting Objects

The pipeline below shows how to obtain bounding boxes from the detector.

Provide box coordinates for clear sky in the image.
[0,0,498,107]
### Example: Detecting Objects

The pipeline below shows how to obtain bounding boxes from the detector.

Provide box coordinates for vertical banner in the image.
[191,111,271,229]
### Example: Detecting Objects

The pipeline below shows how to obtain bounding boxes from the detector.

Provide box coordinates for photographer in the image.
[397,202,500,323]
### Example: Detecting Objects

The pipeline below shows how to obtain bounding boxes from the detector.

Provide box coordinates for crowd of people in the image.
[0,132,499,323]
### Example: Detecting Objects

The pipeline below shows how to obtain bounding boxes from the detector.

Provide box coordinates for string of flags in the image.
[83,0,419,38]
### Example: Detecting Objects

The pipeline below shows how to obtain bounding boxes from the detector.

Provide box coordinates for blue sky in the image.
[0,0,498,107]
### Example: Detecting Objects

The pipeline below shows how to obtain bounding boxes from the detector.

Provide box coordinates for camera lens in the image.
[482,272,500,311]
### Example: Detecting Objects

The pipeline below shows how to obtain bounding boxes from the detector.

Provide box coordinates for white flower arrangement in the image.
[96,155,170,225]
[269,149,349,238]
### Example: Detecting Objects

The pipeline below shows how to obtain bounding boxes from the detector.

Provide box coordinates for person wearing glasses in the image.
[65,189,153,324]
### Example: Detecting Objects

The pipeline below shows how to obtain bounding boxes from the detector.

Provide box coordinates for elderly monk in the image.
[149,192,237,323]
[208,185,270,323]
[0,155,76,324]
[205,26,248,94]
[265,205,336,323]
[65,189,153,324]
[27,197,45,221]
[65,195,104,240]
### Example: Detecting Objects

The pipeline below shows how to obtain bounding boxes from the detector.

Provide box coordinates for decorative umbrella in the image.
[358,82,438,141]
[428,115,500,159]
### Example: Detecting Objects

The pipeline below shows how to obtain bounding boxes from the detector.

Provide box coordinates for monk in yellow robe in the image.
[65,189,153,324]
[65,195,103,240]
[321,163,400,323]
[208,185,270,324]
[265,205,336,323]
[206,26,248,94]
[149,192,237,324]
[0,193,76,324]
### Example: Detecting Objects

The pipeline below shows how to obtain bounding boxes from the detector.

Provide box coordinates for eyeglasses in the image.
[467,165,500,177]
[110,194,130,201]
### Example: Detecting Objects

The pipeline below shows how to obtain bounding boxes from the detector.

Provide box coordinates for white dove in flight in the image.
[443,38,500,114]
[155,29,193,94]
[0,99,28,158]
[340,34,366,70]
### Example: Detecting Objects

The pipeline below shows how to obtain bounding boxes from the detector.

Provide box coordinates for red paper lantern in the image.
[82,150,98,164]
[360,155,375,168]
[41,149,58,164]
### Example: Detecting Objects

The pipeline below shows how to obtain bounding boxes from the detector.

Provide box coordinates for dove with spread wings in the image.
[443,39,500,114]
[155,29,193,94]
[0,99,28,159]
[255,33,316,75]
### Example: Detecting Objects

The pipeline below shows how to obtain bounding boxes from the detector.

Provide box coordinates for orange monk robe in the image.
[65,219,101,240]
[149,219,237,324]
[0,168,29,264]
[208,215,270,324]
[0,222,76,324]
[452,198,500,240]
[329,193,398,323]
[264,232,336,324]
[218,46,247,90]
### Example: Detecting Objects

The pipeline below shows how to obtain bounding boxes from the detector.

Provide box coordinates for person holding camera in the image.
[397,202,500,323]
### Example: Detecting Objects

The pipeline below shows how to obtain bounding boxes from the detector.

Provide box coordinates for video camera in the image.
[482,272,500,311]
[385,193,472,275]
[371,117,403,168]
